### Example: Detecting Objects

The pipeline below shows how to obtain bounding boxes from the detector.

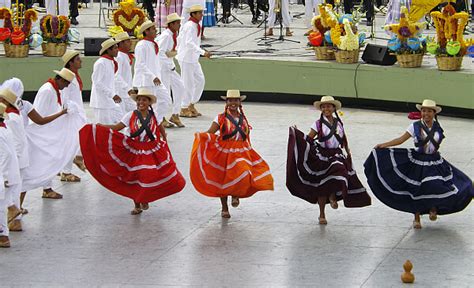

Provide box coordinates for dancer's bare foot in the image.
[131,208,142,215]
[413,212,422,229]
[221,210,231,218]
[318,217,327,225]
[329,194,338,209]
[429,208,437,221]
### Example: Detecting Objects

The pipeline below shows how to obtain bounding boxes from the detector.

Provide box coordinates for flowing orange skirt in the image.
[190,133,274,198]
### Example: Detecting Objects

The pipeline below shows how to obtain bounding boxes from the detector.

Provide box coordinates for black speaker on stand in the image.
[362,44,397,66]
[84,37,109,56]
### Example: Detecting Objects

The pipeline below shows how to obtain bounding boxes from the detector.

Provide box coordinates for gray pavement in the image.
[1,101,473,287]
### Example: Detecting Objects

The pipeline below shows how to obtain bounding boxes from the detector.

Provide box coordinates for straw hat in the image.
[220,90,247,101]
[130,88,157,104]
[62,50,80,67]
[416,99,442,114]
[115,31,131,42]
[0,88,18,107]
[138,20,156,35]
[53,68,76,82]
[166,13,183,25]
[188,4,205,13]
[0,103,6,118]
[99,38,119,55]
[313,95,342,110]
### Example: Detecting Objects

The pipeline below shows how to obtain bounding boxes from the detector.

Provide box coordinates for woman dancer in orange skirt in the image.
[190,90,274,218]
[80,88,186,215]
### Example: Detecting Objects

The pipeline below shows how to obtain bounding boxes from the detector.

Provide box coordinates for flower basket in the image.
[435,56,463,71]
[396,53,423,68]
[130,37,139,52]
[4,42,29,58]
[314,46,335,60]
[41,42,67,57]
[334,49,359,64]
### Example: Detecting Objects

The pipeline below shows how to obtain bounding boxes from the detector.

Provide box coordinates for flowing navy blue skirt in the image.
[286,127,371,207]
[364,148,473,215]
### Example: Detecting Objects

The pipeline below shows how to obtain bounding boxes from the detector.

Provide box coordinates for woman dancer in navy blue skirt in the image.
[364,100,473,229]
[287,96,371,225]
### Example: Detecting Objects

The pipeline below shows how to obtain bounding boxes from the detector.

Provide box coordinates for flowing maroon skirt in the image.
[286,127,371,207]
[79,124,186,203]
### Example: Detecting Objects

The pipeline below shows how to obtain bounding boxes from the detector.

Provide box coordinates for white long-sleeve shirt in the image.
[33,82,64,117]
[133,39,161,87]
[157,29,177,70]
[90,57,118,109]
[5,112,28,169]
[62,75,87,121]
[116,51,134,99]
[0,127,21,188]
[176,20,205,64]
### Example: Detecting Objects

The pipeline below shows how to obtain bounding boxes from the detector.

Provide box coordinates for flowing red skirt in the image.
[190,133,274,198]
[79,124,186,203]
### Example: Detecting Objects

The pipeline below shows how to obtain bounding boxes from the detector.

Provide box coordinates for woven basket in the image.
[396,53,423,68]
[4,43,29,58]
[42,42,67,57]
[130,38,139,52]
[435,56,463,71]
[334,49,359,64]
[314,46,335,60]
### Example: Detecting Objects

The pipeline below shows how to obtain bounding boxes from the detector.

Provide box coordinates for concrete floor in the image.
[1,101,473,287]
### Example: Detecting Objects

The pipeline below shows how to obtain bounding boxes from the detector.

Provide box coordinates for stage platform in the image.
[0,3,473,116]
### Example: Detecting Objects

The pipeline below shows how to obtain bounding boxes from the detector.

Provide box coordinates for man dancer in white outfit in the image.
[45,0,69,16]
[0,103,21,248]
[61,50,87,182]
[0,89,24,233]
[90,38,123,125]
[133,20,171,125]
[115,32,136,114]
[157,13,186,128]
[265,0,293,36]
[177,4,210,118]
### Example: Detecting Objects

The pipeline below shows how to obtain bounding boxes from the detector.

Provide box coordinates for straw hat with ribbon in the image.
[0,88,18,108]
[0,103,6,118]
[62,50,80,67]
[416,99,442,114]
[99,38,119,55]
[313,95,342,110]
[115,31,131,42]
[130,88,157,104]
[166,13,183,25]
[138,20,156,35]
[220,90,247,101]
[188,4,205,13]
[53,68,76,82]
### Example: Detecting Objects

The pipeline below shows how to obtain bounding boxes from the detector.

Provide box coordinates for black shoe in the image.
[251,17,257,24]
[366,19,373,26]
[71,17,79,25]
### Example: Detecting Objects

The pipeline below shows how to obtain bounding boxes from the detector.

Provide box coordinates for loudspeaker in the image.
[84,37,108,56]
[362,44,397,66]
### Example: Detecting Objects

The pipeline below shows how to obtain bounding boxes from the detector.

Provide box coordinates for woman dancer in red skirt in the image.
[80,88,186,215]
[190,90,274,218]
[287,96,371,224]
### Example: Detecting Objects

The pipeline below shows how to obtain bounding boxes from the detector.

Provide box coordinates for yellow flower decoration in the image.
[384,6,425,40]
[430,3,469,49]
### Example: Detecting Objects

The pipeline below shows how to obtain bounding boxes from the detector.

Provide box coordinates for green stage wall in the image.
[1,56,472,110]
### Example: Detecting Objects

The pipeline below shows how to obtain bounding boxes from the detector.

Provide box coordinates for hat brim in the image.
[166,17,184,25]
[416,104,442,114]
[138,23,156,36]
[99,40,119,56]
[131,93,157,104]
[220,95,247,101]
[313,100,342,110]
[63,51,80,67]
[53,70,74,82]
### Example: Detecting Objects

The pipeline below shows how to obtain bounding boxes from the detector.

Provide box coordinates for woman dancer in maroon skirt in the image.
[80,88,186,215]
[287,96,371,224]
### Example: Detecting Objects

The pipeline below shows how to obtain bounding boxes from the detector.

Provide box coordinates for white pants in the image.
[305,0,321,29]
[139,85,172,122]
[120,98,136,115]
[268,0,292,28]
[94,107,123,125]
[0,197,8,236]
[46,0,69,16]
[6,184,21,221]
[161,67,185,115]
[180,62,205,107]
